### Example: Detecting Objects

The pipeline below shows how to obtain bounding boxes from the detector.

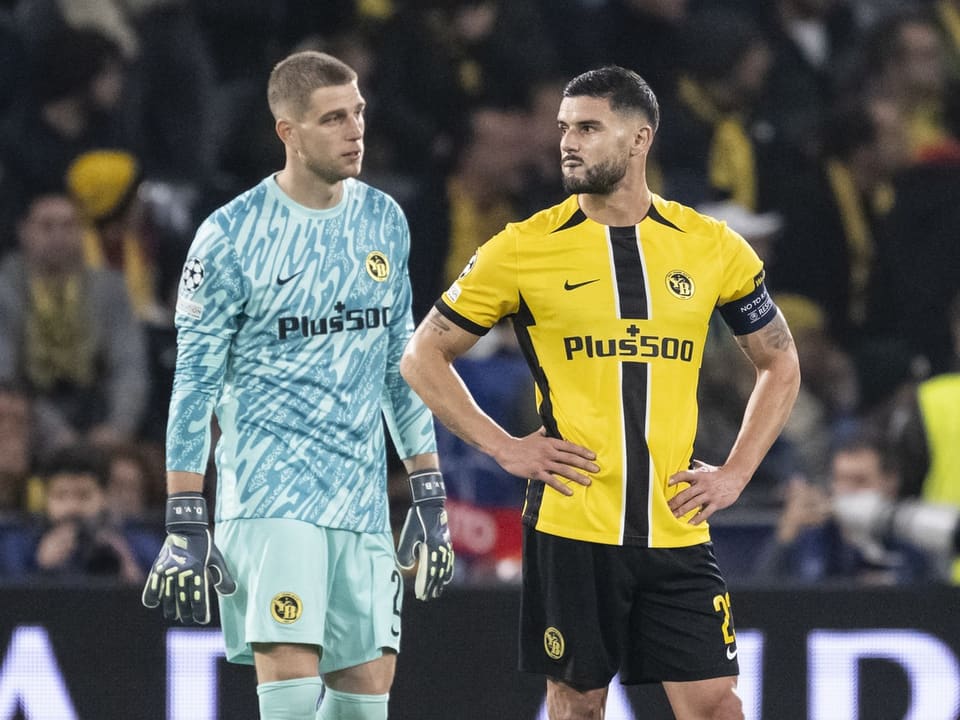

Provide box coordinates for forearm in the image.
[725,355,801,480]
[400,349,513,462]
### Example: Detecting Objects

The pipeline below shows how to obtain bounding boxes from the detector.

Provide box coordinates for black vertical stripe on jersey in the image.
[609,225,651,543]
[511,293,556,525]
[621,362,650,543]
[609,226,648,319]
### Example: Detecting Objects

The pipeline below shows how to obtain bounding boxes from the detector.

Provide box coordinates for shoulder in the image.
[501,195,583,241]
[349,179,408,223]
[650,195,733,240]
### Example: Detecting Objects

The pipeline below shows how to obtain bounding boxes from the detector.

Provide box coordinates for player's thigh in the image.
[253,642,322,684]
[518,527,630,690]
[319,529,402,677]
[216,518,328,666]
[662,676,743,720]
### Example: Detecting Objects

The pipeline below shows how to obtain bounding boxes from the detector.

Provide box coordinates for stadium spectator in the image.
[65,149,169,324]
[0,26,130,208]
[9,443,148,583]
[887,292,960,582]
[755,0,860,157]
[655,4,775,209]
[104,442,163,527]
[857,8,958,160]
[0,190,148,452]
[0,382,33,515]
[443,105,527,287]
[755,429,934,585]
[864,105,960,381]
[768,93,910,351]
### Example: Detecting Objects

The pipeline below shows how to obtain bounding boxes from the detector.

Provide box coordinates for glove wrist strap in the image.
[408,470,445,503]
[166,492,209,531]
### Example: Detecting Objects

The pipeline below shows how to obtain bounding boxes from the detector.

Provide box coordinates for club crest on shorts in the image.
[271,593,303,624]
[365,251,390,282]
[544,627,565,660]
[665,269,695,299]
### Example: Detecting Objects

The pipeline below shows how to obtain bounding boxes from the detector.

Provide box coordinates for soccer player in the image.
[141,51,454,720]
[400,66,801,720]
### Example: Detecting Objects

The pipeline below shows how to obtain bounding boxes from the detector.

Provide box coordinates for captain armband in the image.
[718,279,779,336]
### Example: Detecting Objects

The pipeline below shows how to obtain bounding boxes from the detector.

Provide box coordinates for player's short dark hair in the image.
[41,444,109,487]
[563,66,660,132]
[267,50,357,120]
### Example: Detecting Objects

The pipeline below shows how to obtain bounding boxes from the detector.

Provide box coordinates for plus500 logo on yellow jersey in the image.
[562,333,695,362]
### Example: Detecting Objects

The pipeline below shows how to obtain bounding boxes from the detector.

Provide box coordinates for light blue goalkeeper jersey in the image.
[166,176,436,533]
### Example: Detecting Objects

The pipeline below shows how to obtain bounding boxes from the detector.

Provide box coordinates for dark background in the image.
[1,584,958,719]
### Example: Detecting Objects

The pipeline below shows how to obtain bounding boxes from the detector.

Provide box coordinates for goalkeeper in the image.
[141,51,453,720]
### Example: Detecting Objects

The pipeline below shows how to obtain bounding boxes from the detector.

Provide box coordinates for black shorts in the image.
[519,527,739,689]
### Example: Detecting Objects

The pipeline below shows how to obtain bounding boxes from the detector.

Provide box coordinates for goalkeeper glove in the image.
[397,469,454,600]
[141,492,236,624]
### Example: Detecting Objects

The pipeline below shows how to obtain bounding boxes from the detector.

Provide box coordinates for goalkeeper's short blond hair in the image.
[267,51,357,121]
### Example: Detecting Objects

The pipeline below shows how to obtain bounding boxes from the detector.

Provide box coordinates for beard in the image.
[561,154,628,195]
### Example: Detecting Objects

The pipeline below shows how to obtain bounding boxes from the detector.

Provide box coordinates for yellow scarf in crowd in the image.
[23,275,96,391]
[677,75,757,210]
[82,228,155,320]
[824,160,894,327]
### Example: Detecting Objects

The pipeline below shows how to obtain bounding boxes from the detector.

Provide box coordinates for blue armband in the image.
[718,280,778,336]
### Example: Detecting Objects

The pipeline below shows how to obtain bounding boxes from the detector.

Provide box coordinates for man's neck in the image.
[578,182,652,227]
[274,167,343,210]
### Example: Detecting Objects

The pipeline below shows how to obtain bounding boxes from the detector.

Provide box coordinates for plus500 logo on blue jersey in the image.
[277,303,390,340]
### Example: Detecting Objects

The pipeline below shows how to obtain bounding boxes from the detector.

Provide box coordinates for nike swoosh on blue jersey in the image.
[277,270,306,285]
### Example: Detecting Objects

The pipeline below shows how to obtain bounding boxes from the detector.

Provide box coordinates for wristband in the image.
[166,492,209,530]
[408,470,446,503]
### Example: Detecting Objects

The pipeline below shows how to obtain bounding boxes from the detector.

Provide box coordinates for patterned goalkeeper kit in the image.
[167,175,435,532]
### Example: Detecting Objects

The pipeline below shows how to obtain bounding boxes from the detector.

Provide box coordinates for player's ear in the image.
[275,117,296,147]
[631,124,653,157]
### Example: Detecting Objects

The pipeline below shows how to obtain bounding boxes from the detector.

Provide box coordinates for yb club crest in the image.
[544,627,565,660]
[665,270,695,299]
[271,593,303,624]
[366,251,390,282]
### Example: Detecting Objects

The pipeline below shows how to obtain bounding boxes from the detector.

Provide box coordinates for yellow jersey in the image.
[437,194,769,548]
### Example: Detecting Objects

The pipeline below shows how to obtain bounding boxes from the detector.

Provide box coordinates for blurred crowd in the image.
[0,0,958,588]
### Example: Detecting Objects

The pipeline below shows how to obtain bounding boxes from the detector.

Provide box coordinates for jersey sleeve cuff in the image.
[434,298,491,336]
